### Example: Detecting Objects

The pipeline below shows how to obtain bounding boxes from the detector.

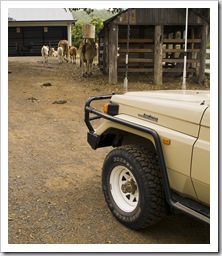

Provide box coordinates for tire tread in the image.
[102,145,166,229]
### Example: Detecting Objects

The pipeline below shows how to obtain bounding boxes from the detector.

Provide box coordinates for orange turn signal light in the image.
[163,137,171,145]
[103,103,119,116]
[103,103,109,114]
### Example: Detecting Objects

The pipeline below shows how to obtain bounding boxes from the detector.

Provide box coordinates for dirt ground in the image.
[7,56,210,247]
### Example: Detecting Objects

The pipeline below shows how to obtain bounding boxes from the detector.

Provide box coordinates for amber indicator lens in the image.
[163,138,171,145]
[103,103,119,116]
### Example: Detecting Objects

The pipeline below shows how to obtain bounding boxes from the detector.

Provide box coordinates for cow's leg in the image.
[83,61,90,77]
[88,60,93,76]
[84,62,89,77]
[64,48,69,62]
[86,60,91,76]
[82,59,86,76]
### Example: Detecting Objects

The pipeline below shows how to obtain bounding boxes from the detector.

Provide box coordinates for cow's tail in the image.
[82,44,86,55]
[82,44,86,60]
[80,44,86,67]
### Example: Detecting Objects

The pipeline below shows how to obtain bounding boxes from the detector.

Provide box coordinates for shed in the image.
[8,8,76,56]
[98,8,209,85]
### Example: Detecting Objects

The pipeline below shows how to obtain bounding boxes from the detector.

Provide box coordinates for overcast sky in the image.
[8,8,74,21]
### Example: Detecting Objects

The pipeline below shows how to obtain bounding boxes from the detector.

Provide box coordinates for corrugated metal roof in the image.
[8,8,75,21]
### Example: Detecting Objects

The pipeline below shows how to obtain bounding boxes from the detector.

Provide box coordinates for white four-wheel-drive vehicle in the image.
[84,90,210,229]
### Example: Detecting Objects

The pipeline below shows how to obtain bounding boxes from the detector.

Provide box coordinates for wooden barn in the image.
[8,8,76,56]
[98,8,209,85]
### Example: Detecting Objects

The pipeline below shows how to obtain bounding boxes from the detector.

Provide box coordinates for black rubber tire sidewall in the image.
[102,145,165,229]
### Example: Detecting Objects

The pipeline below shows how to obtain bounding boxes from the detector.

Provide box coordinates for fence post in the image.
[205,49,210,74]
[109,23,118,84]
[198,23,207,84]
[154,25,163,87]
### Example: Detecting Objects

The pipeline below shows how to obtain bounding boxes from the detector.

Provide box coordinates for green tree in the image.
[72,16,106,47]
[69,8,123,47]
[90,17,104,42]
[72,22,84,47]
[67,8,123,15]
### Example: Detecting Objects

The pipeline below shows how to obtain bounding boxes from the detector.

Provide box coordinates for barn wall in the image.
[99,8,209,85]
[136,8,204,25]
[8,26,67,56]
[114,9,205,26]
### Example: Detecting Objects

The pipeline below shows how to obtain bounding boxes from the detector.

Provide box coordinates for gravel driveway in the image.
[7,57,210,250]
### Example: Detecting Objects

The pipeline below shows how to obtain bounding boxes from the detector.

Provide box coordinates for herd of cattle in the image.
[41,39,98,76]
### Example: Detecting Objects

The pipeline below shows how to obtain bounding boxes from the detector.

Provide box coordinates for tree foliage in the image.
[67,8,123,15]
[90,17,104,40]
[72,16,104,47]
[70,9,117,47]
[72,9,114,24]
[72,22,84,47]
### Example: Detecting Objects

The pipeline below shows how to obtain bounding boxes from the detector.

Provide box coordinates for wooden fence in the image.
[205,49,210,74]
[99,35,210,83]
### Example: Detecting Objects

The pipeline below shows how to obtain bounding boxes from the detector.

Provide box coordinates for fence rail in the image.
[205,49,210,74]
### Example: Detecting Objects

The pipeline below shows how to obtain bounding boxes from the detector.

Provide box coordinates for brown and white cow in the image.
[79,42,97,76]
[58,39,69,62]
[69,46,77,64]
[49,47,57,57]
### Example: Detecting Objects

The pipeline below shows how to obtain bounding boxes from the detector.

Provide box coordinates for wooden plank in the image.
[163,58,199,63]
[118,48,154,53]
[117,68,196,73]
[163,49,200,53]
[118,38,154,43]
[118,58,154,63]
[163,68,195,73]
[163,39,201,43]
[118,68,154,73]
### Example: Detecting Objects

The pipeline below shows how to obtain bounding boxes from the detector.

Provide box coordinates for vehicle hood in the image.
[111,90,210,137]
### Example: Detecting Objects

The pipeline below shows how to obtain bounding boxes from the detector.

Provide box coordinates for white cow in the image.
[57,47,64,64]
[41,45,49,63]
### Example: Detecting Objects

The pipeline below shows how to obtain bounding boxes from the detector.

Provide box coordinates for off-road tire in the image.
[102,145,166,229]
